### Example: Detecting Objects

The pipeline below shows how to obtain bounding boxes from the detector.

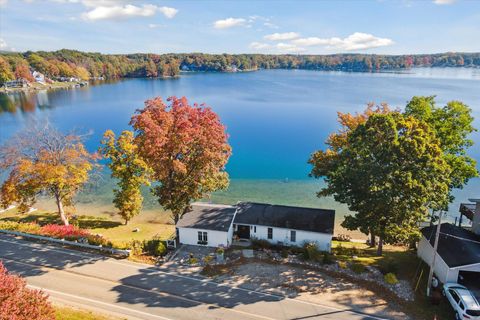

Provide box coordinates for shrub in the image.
[0,221,42,234]
[152,241,166,256]
[0,262,55,320]
[322,252,334,264]
[40,224,89,239]
[289,245,304,255]
[350,263,366,274]
[188,257,198,265]
[338,261,347,269]
[129,240,143,256]
[216,247,224,255]
[281,247,289,258]
[86,234,112,248]
[203,255,213,264]
[251,238,271,250]
[377,259,399,275]
[384,273,399,285]
[142,239,167,256]
[303,242,322,261]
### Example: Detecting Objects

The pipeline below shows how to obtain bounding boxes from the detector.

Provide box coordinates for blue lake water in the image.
[1,68,479,225]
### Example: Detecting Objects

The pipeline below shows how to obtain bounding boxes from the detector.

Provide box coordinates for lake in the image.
[1,68,479,231]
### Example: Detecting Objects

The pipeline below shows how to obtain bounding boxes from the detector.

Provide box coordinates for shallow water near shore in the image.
[1,68,480,235]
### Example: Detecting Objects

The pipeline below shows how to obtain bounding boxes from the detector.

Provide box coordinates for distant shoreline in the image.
[0,81,86,93]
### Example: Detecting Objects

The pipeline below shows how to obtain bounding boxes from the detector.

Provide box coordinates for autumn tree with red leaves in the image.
[130,96,231,223]
[0,262,55,320]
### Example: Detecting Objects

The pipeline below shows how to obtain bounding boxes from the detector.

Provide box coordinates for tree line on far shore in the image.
[1,49,480,84]
[0,94,477,255]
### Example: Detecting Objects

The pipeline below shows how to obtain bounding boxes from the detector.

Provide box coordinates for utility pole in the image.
[427,210,443,297]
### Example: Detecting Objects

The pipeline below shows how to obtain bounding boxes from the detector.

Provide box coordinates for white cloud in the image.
[158,6,178,19]
[276,42,306,53]
[249,42,271,50]
[214,17,246,29]
[0,38,15,51]
[148,23,164,29]
[82,4,177,21]
[292,32,393,51]
[263,22,279,29]
[0,38,7,49]
[433,0,456,4]
[264,32,300,41]
[291,37,329,46]
[0,0,7,6]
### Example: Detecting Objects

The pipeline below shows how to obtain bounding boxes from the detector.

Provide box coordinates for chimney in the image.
[468,198,480,235]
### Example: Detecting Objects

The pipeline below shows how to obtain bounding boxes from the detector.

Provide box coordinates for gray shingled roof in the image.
[176,203,236,232]
[421,223,480,268]
[234,202,335,234]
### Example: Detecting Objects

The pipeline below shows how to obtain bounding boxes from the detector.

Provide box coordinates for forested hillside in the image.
[0,49,479,83]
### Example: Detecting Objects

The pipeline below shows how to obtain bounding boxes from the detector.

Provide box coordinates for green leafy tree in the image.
[404,96,478,210]
[0,56,14,84]
[130,96,231,223]
[100,130,152,225]
[310,112,451,255]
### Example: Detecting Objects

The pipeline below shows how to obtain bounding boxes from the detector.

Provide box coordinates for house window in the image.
[267,227,273,239]
[290,230,296,242]
[197,231,208,245]
[254,226,256,233]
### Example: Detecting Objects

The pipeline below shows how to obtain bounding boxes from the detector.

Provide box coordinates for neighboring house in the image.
[32,71,45,83]
[462,198,480,235]
[175,201,336,251]
[233,202,335,252]
[417,223,480,284]
[4,79,28,88]
[176,203,237,248]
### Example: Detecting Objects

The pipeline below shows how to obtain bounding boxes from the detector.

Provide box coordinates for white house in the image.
[417,223,480,285]
[32,71,45,83]
[176,201,336,251]
[233,202,335,252]
[176,203,237,248]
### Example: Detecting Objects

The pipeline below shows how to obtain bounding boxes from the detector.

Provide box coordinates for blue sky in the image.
[1,0,479,54]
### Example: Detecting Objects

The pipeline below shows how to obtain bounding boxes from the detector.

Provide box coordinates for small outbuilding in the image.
[176,203,237,248]
[417,223,480,284]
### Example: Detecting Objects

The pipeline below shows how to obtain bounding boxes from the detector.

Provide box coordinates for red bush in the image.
[0,262,55,320]
[40,224,89,239]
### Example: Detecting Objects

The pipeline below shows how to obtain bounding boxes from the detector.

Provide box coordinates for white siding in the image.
[417,236,451,283]
[473,201,480,235]
[236,224,332,252]
[177,227,231,248]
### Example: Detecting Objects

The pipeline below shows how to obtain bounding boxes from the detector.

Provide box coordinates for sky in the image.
[0,0,479,55]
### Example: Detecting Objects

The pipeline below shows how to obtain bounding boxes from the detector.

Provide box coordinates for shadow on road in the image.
[112,266,284,309]
[0,234,109,278]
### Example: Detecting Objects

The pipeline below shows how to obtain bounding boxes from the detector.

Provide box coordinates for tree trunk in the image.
[376,236,383,256]
[369,232,376,247]
[173,213,180,225]
[125,218,128,225]
[55,193,69,226]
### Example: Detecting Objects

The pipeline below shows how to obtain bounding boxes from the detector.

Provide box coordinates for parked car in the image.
[443,283,480,320]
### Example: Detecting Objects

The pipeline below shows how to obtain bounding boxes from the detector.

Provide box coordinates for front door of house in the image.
[237,225,250,239]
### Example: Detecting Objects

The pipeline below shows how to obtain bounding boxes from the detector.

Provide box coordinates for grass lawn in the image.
[55,306,123,320]
[0,208,175,247]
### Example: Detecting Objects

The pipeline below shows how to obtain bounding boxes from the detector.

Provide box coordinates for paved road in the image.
[0,234,389,320]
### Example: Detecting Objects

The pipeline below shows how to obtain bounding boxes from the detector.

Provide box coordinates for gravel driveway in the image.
[215,262,409,320]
